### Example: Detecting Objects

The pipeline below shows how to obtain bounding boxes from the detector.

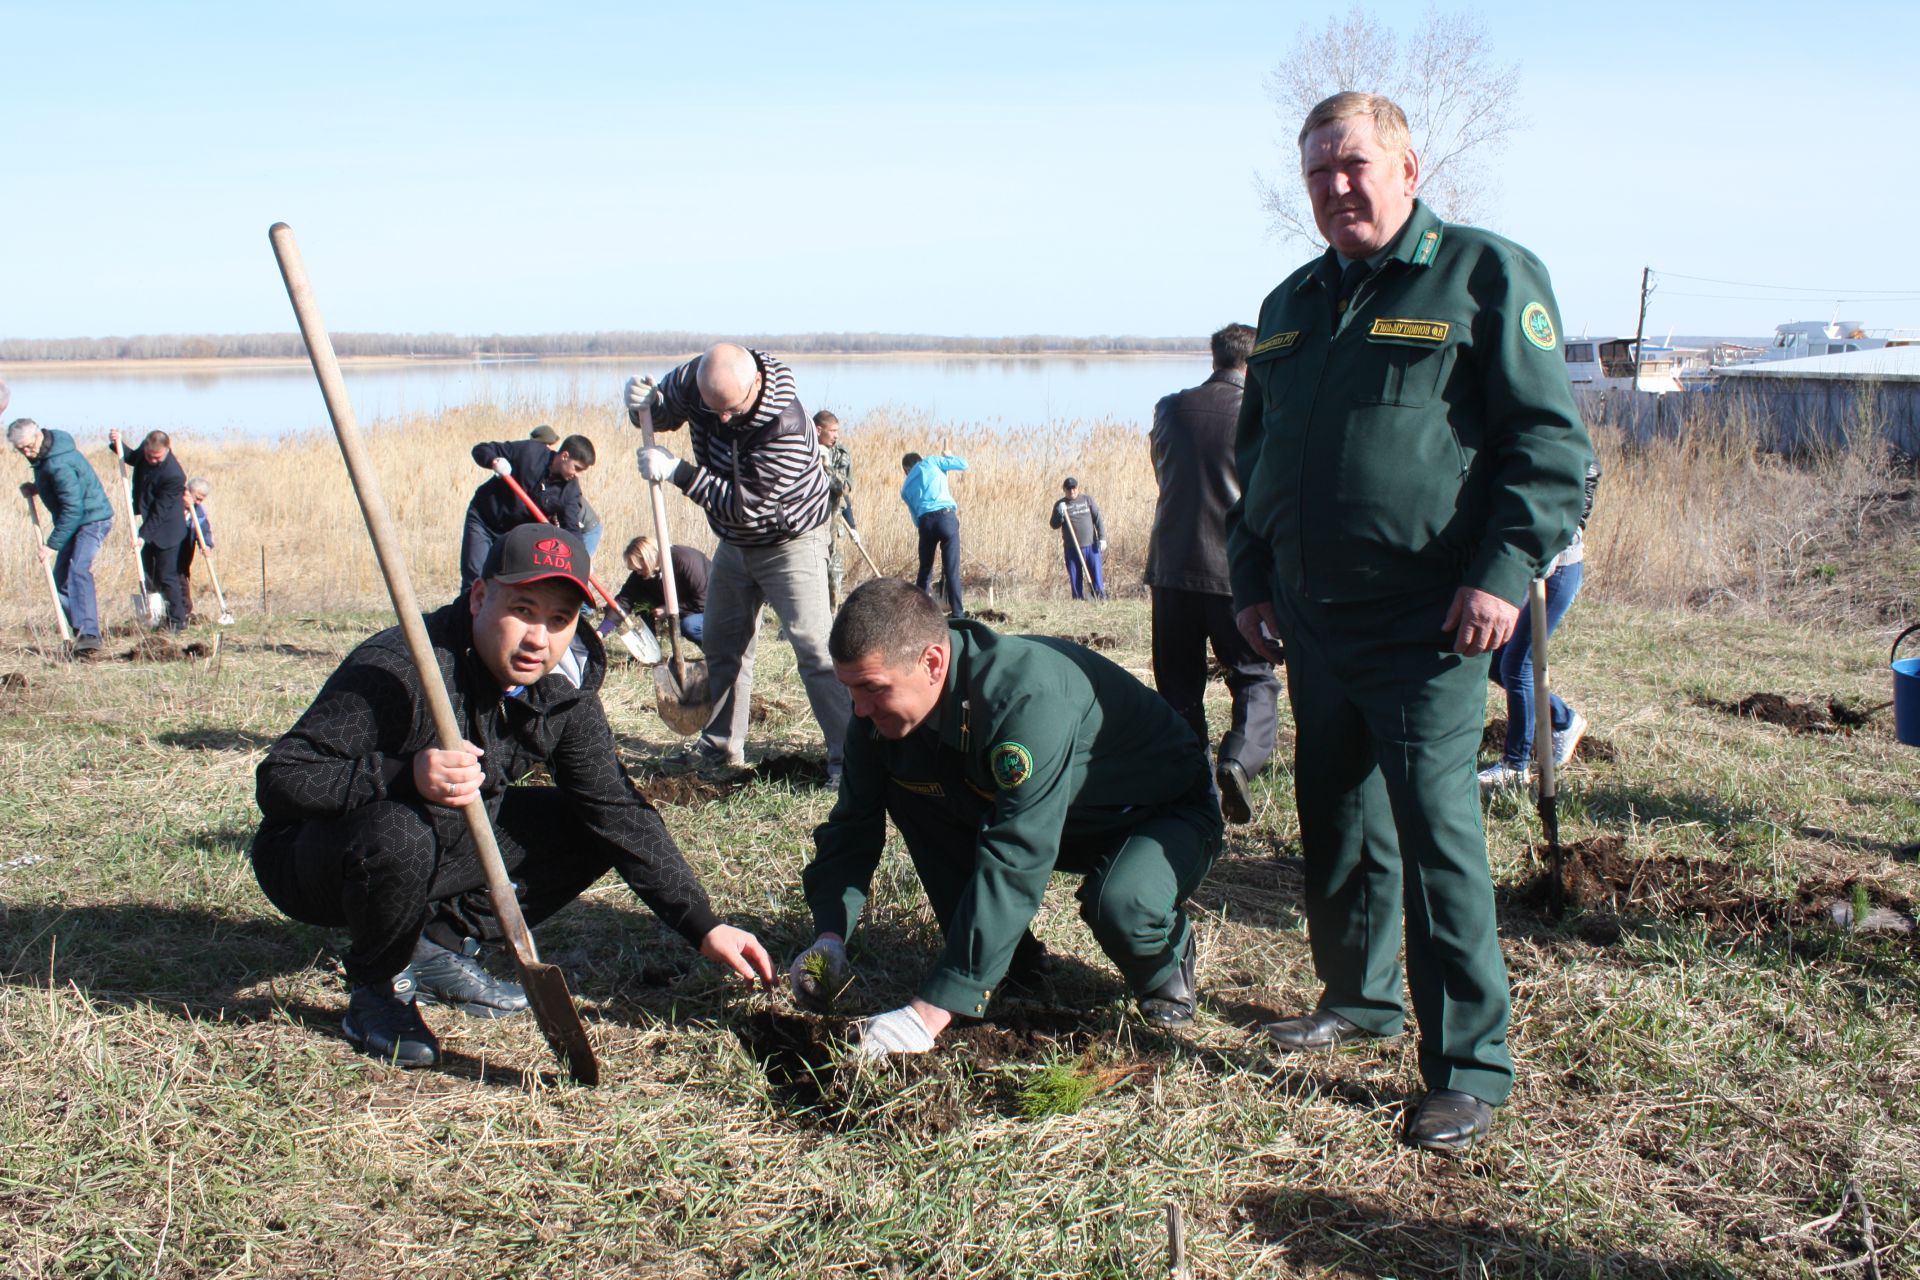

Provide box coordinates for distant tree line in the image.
[0,331,1208,361]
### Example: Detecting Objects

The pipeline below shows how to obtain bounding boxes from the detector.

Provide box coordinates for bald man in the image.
[627,344,849,782]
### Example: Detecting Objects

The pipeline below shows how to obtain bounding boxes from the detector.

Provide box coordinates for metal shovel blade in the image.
[654,659,714,736]
[513,956,599,1085]
[217,611,236,626]
[132,591,167,628]
[617,623,661,665]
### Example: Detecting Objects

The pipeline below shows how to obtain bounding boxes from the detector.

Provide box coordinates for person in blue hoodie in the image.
[10,418,114,657]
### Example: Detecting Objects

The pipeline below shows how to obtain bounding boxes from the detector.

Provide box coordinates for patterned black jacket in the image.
[253,602,721,944]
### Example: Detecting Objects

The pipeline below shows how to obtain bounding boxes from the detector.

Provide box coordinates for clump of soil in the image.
[0,672,27,693]
[748,694,790,724]
[1689,691,1882,736]
[1480,717,1617,763]
[753,753,829,786]
[971,608,1011,623]
[735,1011,840,1114]
[640,773,736,807]
[182,641,214,659]
[121,634,181,663]
[1064,633,1120,651]
[943,1007,1098,1063]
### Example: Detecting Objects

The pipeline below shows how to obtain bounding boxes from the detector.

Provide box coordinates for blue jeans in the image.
[1065,544,1105,599]
[915,508,964,617]
[55,517,112,639]
[680,612,704,645]
[1490,561,1584,767]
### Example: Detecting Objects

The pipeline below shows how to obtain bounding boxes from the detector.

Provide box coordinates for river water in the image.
[2,354,1215,441]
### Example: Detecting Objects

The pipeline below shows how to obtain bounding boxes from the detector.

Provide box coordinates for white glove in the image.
[1096,539,1108,554]
[855,1004,936,1059]
[637,445,679,484]
[625,375,658,423]
[1054,500,1068,519]
[848,526,863,546]
[788,936,852,1012]
[490,457,513,478]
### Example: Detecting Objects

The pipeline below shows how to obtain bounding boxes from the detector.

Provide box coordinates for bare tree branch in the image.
[1255,2,1521,247]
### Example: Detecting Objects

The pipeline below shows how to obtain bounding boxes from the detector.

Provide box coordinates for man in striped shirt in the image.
[629,344,851,781]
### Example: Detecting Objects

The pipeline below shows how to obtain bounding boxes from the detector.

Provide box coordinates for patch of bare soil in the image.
[970,608,1012,624]
[0,672,28,694]
[1064,633,1120,651]
[1516,835,1917,946]
[120,634,181,662]
[639,774,737,807]
[1689,691,1884,736]
[748,694,790,724]
[752,753,829,786]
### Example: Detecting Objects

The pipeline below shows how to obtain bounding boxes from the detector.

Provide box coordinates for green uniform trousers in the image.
[885,774,1218,997]
[1273,582,1513,1106]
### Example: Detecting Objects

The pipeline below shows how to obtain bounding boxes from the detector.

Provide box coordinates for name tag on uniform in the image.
[1251,330,1300,356]
[891,778,946,797]
[1369,318,1450,343]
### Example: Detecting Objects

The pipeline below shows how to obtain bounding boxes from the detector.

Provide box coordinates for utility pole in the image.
[1631,267,1653,390]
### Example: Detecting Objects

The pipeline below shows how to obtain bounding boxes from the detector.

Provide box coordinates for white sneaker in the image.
[1552,712,1589,768]
[1477,762,1530,788]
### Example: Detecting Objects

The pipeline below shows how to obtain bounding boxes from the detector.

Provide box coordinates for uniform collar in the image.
[1293,199,1444,296]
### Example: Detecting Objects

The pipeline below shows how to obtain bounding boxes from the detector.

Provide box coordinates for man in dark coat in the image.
[1146,324,1281,824]
[459,434,595,593]
[110,428,188,632]
[250,524,773,1068]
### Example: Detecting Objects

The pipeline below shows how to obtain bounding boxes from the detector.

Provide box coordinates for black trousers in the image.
[251,788,619,987]
[1150,586,1280,776]
[141,538,188,632]
[915,508,964,617]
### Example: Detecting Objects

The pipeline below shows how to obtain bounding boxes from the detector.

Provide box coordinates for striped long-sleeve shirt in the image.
[649,350,830,548]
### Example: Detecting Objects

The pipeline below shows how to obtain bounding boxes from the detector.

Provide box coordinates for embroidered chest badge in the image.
[1251,331,1300,356]
[989,742,1034,789]
[1522,302,1557,351]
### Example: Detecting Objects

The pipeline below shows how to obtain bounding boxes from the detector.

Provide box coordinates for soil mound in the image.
[1689,691,1884,736]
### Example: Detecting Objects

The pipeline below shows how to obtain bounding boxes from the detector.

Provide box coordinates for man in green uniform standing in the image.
[791,578,1222,1057]
[1227,92,1591,1150]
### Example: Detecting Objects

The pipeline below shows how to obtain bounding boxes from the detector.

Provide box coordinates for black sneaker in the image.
[1137,929,1198,1028]
[1216,758,1253,825]
[393,935,529,1019]
[341,985,440,1068]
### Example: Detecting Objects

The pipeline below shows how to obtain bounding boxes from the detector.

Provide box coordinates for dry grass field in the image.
[2,394,1918,1277]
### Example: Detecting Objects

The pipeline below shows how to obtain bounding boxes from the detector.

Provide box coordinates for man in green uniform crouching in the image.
[791,577,1223,1058]
[1227,92,1591,1150]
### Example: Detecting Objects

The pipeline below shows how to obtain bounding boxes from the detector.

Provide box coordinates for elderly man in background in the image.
[1227,92,1591,1151]
[10,417,114,657]
[1146,323,1280,826]
[627,343,849,782]
[110,427,190,633]
[1049,477,1107,600]
[459,432,594,594]
[814,410,862,609]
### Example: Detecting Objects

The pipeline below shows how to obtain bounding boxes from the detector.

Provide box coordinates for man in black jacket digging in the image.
[250,524,773,1068]
[458,434,595,594]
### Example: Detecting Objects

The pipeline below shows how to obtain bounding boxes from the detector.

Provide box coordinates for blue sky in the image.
[5,1,1917,342]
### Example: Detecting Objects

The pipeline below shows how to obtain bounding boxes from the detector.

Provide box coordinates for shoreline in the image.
[0,350,1206,375]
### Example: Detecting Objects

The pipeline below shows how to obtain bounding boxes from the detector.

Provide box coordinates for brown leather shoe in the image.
[1262,1008,1399,1052]
[1405,1088,1494,1152]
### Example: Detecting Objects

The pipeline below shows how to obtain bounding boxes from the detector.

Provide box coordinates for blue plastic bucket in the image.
[1894,625,1920,747]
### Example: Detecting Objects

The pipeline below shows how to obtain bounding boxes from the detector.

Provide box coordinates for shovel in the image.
[270,221,598,1086]
[840,511,881,579]
[633,400,713,735]
[113,447,166,627]
[1530,576,1566,918]
[189,505,236,626]
[23,492,74,643]
[495,471,660,665]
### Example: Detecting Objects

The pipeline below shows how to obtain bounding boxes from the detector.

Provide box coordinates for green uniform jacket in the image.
[29,428,114,552]
[804,620,1210,1015]
[1225,201,1592,610]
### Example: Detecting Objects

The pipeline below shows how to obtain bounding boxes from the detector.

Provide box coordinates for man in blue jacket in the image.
[900,451,968,618]
[110,428,189,633]
[459,434,595,594]
[10,418,114,656]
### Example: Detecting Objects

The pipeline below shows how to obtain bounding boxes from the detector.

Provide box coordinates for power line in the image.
[1655,289,1920,303]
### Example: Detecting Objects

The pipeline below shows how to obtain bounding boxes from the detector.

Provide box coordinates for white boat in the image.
[1735,320,1920,364]
[1563,336,1685,394]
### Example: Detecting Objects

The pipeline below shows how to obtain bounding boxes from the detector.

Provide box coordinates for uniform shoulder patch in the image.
[1522,302,1557,351]
[989,741,1034,789]
[1250,330,1299,356]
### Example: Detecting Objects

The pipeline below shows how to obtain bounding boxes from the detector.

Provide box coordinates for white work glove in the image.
[1096,538,1108,554]
[854,1004,936,1059]
[624,375,658,424]
[1054,500,1068,519]
[490,457,513,478]
[847,525,863,546]
[637,445,679,484]
[788,936,852,1012]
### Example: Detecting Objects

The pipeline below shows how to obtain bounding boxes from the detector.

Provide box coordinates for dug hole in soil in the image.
[1481,717,1618,762]
[734,1006,1121,1134]
[1688,691,1886,735]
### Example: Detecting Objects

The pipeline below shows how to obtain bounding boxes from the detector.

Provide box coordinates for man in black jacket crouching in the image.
[250,524,772,1068]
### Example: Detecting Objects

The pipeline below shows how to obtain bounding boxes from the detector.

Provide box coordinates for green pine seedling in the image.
[1018,1061,1104,1119]
[1851,882,1872,928]
[800,949,838,1011]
